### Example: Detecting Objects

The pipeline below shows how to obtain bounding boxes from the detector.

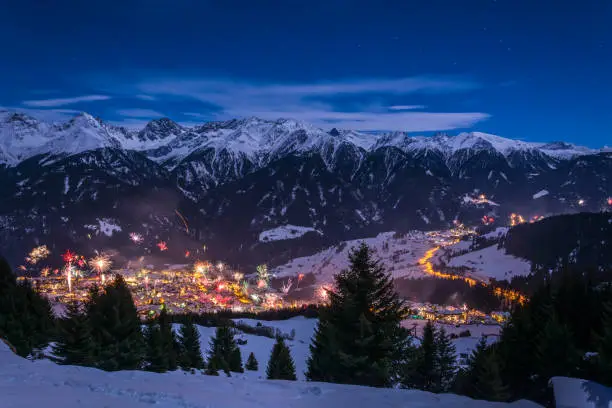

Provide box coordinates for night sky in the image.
[0,0,610,146]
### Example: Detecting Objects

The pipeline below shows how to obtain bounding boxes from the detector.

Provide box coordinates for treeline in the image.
[503,212,612,270]
[465,266,612,404]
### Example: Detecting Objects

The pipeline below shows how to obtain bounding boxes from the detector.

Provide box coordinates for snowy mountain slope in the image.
[0,109,610,271]
[272,231,434,284]
[0,338,541,408]
[446,244,532,282]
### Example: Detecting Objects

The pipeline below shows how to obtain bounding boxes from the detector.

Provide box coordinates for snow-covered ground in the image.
[447,245,531,282]
[0,316,541,408]
[550,376,612,408]
[273,231,432,283]
[259,225,321,242]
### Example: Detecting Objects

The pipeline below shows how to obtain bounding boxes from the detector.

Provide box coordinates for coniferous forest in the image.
[3,237,612,405]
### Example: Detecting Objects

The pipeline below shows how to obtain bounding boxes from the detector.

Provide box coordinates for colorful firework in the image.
[62,249,76,264]
[90,254,112,274]
[185,250,191,258]
[256,264,269,283]
[233,272,244,282]
[157,241,168,251]
[193,261,208,276]
[25,245,50,265]
[281,278,293,295]
[129,232,143,244]
[607,197,612,206]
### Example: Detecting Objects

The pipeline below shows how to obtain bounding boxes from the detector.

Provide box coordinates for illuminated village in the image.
[17,193,607,325]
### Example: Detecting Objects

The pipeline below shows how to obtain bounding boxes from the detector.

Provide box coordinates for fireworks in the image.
[129,232,143,244]
[193,261,211,278]
[317,285,330,302]
[185,250,190,258]
[62,249,76,263]
[256,264,270,283]
[216,262,225,271]
[578,199,585,206]
[233,272,244,282]
[509,213,526,226]
[481,215,495,225]
[157,241,168,251]
[607,197,612,206]
[281,278,293,295]
[257,279,267,289]
[90,254,112,274]
[25,245,50,265]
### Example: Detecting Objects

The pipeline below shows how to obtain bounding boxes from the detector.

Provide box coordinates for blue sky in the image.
[0,0,610,146]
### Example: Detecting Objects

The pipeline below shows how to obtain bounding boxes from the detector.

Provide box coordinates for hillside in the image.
[0,318,541,408]
[503,212,612,270]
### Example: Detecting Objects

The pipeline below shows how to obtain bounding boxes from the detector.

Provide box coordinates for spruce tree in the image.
[435,326,457,392]
[88,275,145,371]
[245,352,259,371]
[207,325,241,376]
[471,348,509,401]
[178,318,205,370]
[0,259,54,358]
[158,308,180,371]
[596,300,612,386]
[267,336,297,380]
[52,301,95,366]
[144,320,168,372]
[306,243,410,387]
[535,313,579,390]
[457,336,509,401]
[402,320,437,391]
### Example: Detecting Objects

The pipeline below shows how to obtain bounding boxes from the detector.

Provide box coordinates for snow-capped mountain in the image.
[0,109,610,269]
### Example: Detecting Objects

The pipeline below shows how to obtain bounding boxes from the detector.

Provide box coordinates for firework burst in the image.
[233,272,244,282]
[25,245,50,265]
[281,278,293,295]
[90,254,112,274]
[129,232,143,244]
[157,241,168,251]
[256,264,269,284]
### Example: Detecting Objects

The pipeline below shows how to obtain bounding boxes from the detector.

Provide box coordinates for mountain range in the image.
[0,109,610,269]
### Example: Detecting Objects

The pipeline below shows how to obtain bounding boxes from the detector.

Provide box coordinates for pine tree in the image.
[535,313,579,389]
[596,300,612,386]
[229,345,244,373]
[471,347,509,402]
[402,320,437,391]
[456,336,508,401]
[0,259,54,358]
[267,336,297,380]
[52,301,95,366]
[245,352,259,371]
[144,320,168,372]
[435,327,457,392]
[178,319,205,370]
[207,325,240,376]
[88,275,145,371]
[158,308,180,371]
[306,243,410,387]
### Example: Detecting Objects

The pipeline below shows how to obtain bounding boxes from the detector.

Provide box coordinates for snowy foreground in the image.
[0,317,542,407]
[0,341,542,408]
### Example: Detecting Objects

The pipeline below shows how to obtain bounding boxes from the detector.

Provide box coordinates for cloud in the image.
[0,106,81,122]
[133,76,487,131]
[387,105,426,111]
[135,94,156,101]
[116,108,164,118]
[22,94,111,107]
